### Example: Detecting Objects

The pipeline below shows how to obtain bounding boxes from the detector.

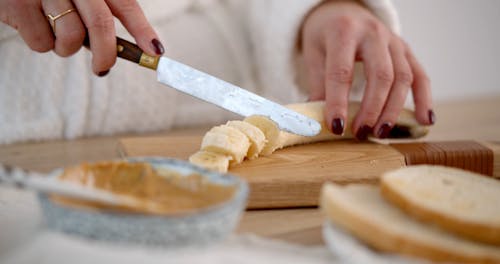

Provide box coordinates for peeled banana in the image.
[277,101,428,148]
[189,101,429,173]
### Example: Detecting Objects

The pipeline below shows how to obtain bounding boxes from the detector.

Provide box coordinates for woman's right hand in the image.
[0,0,164,76]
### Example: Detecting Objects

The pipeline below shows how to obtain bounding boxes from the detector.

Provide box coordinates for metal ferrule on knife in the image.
[138,53,160,70]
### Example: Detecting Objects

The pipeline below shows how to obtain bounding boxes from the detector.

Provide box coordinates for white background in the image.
[393,0,500,102]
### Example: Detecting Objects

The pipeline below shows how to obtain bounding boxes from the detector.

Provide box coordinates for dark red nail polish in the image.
[377,123,392,139]
[151,39,164,55]
[356,125,372,141]
[98,70,109,77]
[332,118,344,135]
[428,110,436,125]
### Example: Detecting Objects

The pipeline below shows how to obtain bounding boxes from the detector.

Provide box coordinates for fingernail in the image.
[377,123,392,139]
[98,70,110,77]
[332,118,344,135]
[428,110,436,125]
[151,39,164,55]
[355,125,372,141]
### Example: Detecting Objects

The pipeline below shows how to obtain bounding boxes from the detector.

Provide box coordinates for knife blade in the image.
[91,37,321,136]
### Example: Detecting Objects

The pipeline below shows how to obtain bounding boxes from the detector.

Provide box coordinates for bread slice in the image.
[381,165,500,245]
[320,183,500,263]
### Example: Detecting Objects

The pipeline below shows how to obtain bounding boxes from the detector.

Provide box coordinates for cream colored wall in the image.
[393,0,500,102]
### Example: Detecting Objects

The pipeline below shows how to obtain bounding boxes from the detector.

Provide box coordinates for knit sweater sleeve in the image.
[246,0,401,103]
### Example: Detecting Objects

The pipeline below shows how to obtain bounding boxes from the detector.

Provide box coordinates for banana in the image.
[243,115,281,156]
[226,120,266,159]
[188,150,232,173]
[201,125,250,164]
[190,101,429,171]
[277,101,429,148]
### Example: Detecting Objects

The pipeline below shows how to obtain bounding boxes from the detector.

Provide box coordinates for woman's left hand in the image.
[300,1,434,140]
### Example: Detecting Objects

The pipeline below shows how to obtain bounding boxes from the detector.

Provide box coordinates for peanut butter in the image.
[51,161,236,215]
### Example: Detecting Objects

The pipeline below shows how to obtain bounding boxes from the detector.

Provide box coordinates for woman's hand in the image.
[301,1,434,140]
[0,0,164,76]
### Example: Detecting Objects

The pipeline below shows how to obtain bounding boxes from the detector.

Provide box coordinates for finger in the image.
[354,39,394,140]
[374,41,412,138]
[73,0,116,75]
[406,45,435,125]
[12,1,54,52]
[303,43,325,101]
[42,0,86,57]
[105,0,164,55]
[323,31,357,135]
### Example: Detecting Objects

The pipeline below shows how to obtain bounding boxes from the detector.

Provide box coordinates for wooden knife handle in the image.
[83,35,159,70]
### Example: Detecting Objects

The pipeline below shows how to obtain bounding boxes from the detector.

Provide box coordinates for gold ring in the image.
[46,8,76,34]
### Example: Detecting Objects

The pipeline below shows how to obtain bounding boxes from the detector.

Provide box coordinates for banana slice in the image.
[201,125,250,164]
[226,120,266,159]
[244,115,281,156]
[188,150,232,173]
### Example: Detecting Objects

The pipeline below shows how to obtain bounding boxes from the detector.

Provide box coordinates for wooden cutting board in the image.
[119,136,499,209]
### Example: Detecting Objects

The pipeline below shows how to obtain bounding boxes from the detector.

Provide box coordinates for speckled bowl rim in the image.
[40,157,249,220]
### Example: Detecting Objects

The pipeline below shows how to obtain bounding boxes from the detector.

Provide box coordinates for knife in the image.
[85,37,321,137]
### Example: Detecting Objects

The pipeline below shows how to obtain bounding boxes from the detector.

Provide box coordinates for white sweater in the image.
[0,0,399,144]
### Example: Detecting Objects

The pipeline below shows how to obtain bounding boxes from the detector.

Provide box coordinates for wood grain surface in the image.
[120,136,500,209]
[120,136,406,208]
[479,141,500,178]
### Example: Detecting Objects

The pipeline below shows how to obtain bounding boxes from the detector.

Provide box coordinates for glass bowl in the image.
[38,157,248,248]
